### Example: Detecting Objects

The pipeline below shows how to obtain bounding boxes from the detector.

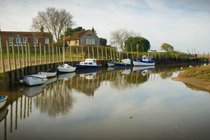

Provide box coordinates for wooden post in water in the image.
[58,47,61,63]
[35,44,37,66]
[105,47,108,60]
[101,47,104,60]
[11,42,16,70]
[81,46,84,60]
[76,47,78,61]
[0,36,5,73]
[52,45,55,64]
[24,43,28,67]
[56,46,58,63]
[6,41,11,72]
[44,45,46,64]
[88,46,90,58]
[39,43,42,65]
[97,46,99,60]
[48,45,51,64]
[28,43,31,67]
[92,46,94,58]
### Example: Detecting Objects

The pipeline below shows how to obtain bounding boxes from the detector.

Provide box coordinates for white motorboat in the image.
[107,61,115,67]
[76,58,102,70]
[38,68,57,78]
[121,58,132,67]
[57,63,76,73]
[133,55,155,66]
[20,74,47,86]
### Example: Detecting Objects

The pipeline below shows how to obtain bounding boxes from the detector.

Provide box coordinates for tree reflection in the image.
[34,80,74,117]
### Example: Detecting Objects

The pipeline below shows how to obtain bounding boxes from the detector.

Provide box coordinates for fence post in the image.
[0,36,5,73]
[6,41,11,72]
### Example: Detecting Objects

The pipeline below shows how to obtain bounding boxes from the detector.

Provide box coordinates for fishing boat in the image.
[133,55,155,66]
[20,74,47,86]
[76,58,102,70]
[38,68,57,78]
[121,58,132,67]
[57,63,76,73]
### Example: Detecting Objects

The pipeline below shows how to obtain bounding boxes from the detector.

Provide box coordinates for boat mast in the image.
[62,28,66,64]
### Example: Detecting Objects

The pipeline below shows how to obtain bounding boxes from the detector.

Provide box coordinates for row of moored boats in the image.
[20,55,155,86]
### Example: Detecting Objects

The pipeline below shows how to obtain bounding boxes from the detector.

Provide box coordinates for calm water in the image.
[0,66,210,140]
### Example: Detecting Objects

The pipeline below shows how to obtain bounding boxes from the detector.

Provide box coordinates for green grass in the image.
[179,65,210,82]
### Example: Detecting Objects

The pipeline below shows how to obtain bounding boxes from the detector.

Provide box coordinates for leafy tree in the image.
[161,43,174,52]
[100,38,107,46]
[124,36,150,52]
[32,7,74,42]
[110,29,137,51]
[65,26,84,36]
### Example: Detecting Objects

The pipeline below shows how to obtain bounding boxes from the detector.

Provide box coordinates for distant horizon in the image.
[0,0,210,53]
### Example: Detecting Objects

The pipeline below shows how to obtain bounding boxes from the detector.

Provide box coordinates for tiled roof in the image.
[65,30,96,41]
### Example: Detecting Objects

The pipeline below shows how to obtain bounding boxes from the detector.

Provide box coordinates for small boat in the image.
[133,55,155,66]
[0,96,8,109]
[76,58,102,70]
[121,58,132,67]
[38,68,57,78]
[57,63,76,73]
[20,74,47,86]
[114,60,125,67]
[107,61,115,67]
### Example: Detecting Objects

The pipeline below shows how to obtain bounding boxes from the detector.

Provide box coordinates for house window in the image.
[45,37,49,44]
[86,38,95,45]
[9,37,14,46]
[22,37,28,44]
[33,37,39,45]
[16,35,21,44]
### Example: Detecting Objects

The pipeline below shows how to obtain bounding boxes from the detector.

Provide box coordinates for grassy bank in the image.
[172,65,210,92]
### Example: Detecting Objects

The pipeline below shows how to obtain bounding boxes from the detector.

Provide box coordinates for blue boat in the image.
[76,58,102,70]
[133,55,155,66]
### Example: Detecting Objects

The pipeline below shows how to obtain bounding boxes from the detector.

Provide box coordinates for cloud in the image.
[0,0,210,52]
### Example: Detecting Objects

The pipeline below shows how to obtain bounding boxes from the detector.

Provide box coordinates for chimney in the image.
[40,26,44,33]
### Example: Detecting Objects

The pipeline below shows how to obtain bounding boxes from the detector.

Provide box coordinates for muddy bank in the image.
[172,77,210,92]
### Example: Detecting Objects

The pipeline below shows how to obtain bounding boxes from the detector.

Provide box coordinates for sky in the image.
[0,0,210,53]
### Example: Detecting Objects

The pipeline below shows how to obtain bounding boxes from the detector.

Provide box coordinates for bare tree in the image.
[32,7,74,42]
[110,29,137,51]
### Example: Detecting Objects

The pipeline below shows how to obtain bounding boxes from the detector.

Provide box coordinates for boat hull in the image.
[76,65,102,70]
[57,64,76,73]
[22,76,47,86]
[133,60,155,66]
[38,71,57,78]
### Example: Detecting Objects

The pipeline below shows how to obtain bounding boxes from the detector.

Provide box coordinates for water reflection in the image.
[1,65,210,140]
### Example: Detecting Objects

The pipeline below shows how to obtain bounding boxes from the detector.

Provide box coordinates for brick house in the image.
[0,31,52,51]
[65,29,100,46]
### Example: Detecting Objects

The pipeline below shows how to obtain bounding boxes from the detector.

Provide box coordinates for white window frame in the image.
[33,37,39,45]
[45,37,49,44]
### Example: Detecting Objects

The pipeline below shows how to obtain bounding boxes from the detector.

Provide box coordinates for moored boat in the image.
[20,75,47,86]
[38,68,57,78]
[0,96,8,109]
[121,58,132,67]
[107,61,115,67]
[133,55,155,66]
[76,58,102,70]
[57,63,76,73]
